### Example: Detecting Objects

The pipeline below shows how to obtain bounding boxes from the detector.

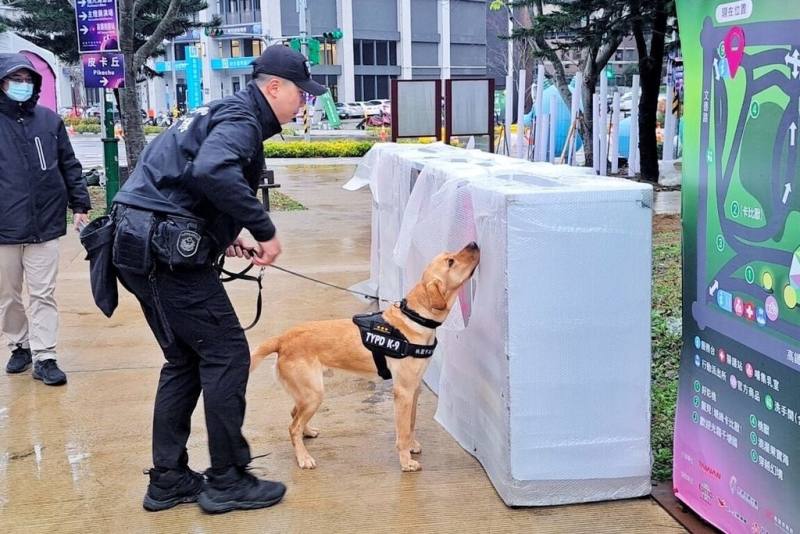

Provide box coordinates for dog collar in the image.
[399,299,443,329]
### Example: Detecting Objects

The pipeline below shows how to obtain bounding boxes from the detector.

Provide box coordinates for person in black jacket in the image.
[112,45,325,514]
[0,53,91,386]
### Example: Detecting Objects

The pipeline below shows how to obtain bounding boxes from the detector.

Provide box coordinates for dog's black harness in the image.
[353,300,442,380]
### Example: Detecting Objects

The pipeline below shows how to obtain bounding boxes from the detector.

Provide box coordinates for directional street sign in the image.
[75,0,120,53]
[82,52,125,88]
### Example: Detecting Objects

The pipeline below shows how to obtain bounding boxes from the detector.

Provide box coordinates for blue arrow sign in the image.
[75,0,120,53]
[82,52,125,89]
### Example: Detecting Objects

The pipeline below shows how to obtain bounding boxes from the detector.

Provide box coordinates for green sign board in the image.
[674,1,800,531]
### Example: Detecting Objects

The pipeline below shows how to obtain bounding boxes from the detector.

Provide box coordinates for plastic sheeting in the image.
[346,143,654,506]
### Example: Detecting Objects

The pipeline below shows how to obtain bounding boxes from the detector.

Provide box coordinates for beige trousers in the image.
[0,239,60,362]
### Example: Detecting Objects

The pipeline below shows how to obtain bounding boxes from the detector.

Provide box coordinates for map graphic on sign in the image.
[691,14,800,370]
[675,2,800,532]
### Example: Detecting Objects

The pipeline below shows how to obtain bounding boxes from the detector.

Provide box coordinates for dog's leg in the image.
[393,382,421,472]
[278,358,324,469]
[291,406,319,438]
[410,386,422,454]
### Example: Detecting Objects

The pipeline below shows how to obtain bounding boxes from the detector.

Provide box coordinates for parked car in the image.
[362,99,386,116]
[336,102,363,118]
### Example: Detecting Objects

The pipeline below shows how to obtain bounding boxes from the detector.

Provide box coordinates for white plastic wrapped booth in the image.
[346,143,654,506]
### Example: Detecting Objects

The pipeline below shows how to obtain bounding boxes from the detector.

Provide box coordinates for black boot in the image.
[143,467,204,511]
[6,345,32,374]
[198,466,286,514]
[32,359,67,385]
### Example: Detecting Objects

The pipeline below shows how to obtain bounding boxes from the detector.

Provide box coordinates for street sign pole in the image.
[102,89,119,211]
[75,0,123,212]
[297,0,311,141]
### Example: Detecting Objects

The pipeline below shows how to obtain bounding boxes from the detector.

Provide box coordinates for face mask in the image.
[4,81,34,102]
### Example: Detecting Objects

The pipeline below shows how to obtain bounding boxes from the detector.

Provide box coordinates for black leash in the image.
[214,254,264,331]
[214,253,398,331]
[267,264,398,306]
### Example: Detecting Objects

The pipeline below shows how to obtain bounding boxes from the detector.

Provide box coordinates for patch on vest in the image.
[177,230,201,258]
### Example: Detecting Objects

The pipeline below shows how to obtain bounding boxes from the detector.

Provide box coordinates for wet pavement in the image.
[0,163,685,532]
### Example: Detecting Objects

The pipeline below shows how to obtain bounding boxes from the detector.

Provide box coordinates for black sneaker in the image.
[143,467,204,512]
[198,466,286,514]
[32,359,67,386]
[6,346,32,374]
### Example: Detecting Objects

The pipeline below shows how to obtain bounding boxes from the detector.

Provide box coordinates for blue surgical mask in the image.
[4,81,34,102]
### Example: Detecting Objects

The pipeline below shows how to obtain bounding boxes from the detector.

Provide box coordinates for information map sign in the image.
[675,1,800,532]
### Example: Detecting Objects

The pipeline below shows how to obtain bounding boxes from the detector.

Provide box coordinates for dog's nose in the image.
[466,241,479,251]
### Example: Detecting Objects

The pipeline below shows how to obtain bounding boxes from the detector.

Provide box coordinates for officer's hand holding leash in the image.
[226,236,259,259]
[252,236,282,267]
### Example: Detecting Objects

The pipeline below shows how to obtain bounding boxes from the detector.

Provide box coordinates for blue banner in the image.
[210,56,257,70]
[185,46,203,111]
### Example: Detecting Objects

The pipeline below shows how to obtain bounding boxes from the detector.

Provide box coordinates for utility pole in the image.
[297,0,311,141]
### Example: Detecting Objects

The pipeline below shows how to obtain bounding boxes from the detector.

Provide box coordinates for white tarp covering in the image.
[346,143,654,506]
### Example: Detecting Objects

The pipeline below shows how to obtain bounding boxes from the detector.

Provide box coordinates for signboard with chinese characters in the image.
[75,0,120,53]
[184,45,203,111]
[82,52,125,88]
[674,1,800,532]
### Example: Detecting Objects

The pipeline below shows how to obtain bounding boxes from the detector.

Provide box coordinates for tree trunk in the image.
[633,0,669,183]
[580,71,598,169]
[638,57,661,183]
[117,0,145,171]
[119,56,146,171]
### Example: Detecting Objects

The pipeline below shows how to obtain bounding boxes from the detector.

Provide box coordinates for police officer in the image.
[111,45,325,513]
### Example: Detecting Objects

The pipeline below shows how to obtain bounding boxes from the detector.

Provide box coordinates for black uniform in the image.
[112,81,280,471]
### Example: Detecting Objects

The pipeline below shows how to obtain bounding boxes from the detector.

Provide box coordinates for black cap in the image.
[251,45,326,96]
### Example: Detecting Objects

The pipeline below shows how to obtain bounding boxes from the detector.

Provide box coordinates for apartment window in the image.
[376,41,387,66]
[614,50,623,61]
[312,74,337,101]
[252,39,264,56]
[231,40,242,57]
[253,0,260,8]
[355,74,394,101]
[362,41,374,65]
[354,40,398,66]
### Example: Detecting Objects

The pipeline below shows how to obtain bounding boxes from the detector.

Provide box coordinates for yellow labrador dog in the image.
[251,242,479,472]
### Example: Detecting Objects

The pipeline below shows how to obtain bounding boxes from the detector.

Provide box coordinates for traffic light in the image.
[322,28,343,41]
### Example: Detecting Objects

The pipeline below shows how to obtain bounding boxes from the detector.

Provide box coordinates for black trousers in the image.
[117,265,252,470]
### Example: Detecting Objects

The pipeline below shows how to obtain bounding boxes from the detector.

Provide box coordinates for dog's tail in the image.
[250,336,280,372]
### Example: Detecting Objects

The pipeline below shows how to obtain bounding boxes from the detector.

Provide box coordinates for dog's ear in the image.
[426,280,447,310]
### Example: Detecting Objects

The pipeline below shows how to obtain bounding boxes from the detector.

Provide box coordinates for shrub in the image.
[74,123,101,134]
[144,125,166,135]
[264,139,376,158]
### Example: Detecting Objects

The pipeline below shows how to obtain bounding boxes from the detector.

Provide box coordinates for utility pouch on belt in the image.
[112,205,156,275]
[80,214,118,317]
[151,214,211,270]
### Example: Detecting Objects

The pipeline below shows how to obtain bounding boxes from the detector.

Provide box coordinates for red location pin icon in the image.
[724,26,745,78]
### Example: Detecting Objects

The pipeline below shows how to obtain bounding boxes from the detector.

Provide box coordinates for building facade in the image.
[146,0,488,112]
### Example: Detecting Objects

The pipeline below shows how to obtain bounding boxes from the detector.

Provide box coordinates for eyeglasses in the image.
[7,72,34,83]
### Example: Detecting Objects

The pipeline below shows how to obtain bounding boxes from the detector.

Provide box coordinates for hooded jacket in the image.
[0,53,90,244]
[114,81,279,252]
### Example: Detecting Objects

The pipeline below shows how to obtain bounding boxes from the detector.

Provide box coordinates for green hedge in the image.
[264,139,375,158]
[65,116,101,127]
[74,123,101,134]
[144,125,166,135]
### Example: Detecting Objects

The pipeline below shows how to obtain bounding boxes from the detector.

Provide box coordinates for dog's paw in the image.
[401,459,422,472]
[297,453,317,469]
[410,440,422,454]
[303,426,319,438]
